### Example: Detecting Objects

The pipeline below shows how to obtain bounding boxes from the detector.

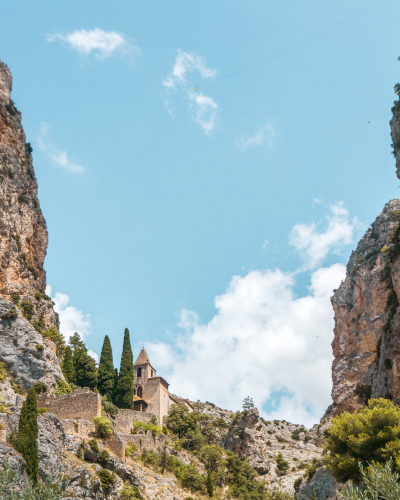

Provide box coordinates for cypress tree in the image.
[98,335,115,401]
[115,328,134,409]
[112,367,119,405]
[16,388,38,484]
[62,346,76,384]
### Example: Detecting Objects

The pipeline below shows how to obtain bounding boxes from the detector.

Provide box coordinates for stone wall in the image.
[62,419,95,437]
[145,378,170,424]
[118,432,168,453]
[37,388,101,420]
[112,409,154,434]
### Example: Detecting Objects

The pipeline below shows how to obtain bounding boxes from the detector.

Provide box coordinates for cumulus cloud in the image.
[236,124,276,151]
[145,203,360,426]
[47,28,140,61]
[162,50,218,134]
[46,285,91,342]
[289,202,362,270]
[87,349,99,364]
[37,123,84,174]
[147,263,345,427]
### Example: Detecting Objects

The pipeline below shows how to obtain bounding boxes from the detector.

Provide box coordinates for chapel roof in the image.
[134,347,151,366]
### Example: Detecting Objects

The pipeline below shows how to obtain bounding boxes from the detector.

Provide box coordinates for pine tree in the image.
[62,346,76,384]
[115,328,134,409]
[74,346,98,389]
[98,336,115,401]
[206,470,214,497]
[16,388,38,484]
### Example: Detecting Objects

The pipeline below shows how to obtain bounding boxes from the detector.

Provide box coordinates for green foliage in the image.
[97,469,116,490]
[323,398,400,483]
[141,448,159,467]
[18,301,34,320]
[2,308,18,319]
[0,395,10,414]
[94,416,113,437]
[125,441,138,457]
[200,444,226,475]
[340,460,400,500]
[37,408,49,415]
[36,344,44,351]
[275,453,289,476]
[76,441,85,459]
[133,420,165,437]
[54,378,72,397]
[226,451,266,500]
[72,334,98,390]
[291,430,300,440]
[115,328,134,409]
[61,346,75,384]
[41,326,66,358]
[0,460,67,500]
[206,470,214,497]
[10,293,20,305]
[97,449,110,467]
[98,335,115,402]
[294,478,302,492]
[242,396,255,411]
[34,292,51,301]
[88,438,99,452]
[5,100,17,116]
[11,233,21,251]
[304,458,322,483]
[0,362,7,382]
[16,388,38,484]
[164,404,211,450]
[120,481,143,500]
[102,395,119,418]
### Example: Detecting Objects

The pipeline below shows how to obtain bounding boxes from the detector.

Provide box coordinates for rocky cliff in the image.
[0,60,57,329]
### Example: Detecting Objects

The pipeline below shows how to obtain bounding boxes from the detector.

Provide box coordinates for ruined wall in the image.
[37,388,101,420]
[118,432,168,453]
[112,409,154,434]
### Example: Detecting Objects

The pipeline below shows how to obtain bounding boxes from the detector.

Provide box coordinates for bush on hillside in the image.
[94,416,113,438]
[323,398,400,483]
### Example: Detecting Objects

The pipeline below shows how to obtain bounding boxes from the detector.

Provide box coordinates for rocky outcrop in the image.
[0,297,63,400]
[0,60,57,329]
[297,467,346,500]
[331,199,400,414]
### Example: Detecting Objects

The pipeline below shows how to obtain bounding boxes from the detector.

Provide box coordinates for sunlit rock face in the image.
[331,196,400,415]
[0,61,57,328]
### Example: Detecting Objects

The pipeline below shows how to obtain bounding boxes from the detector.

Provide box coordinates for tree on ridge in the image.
[115,328,134,409]
[98,335,115,401]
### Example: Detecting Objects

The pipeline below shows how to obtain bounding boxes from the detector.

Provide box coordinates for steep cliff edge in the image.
[0,60,56,328]
[331,199,400,414]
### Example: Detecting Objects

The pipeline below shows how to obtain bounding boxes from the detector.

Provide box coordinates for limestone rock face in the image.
[0,60,57,328]
[0,297,63,399]
[331,198,400,414]
[297,467,346,500]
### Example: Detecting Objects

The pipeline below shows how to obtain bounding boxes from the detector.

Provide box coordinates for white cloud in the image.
[37,123,84,174]
[289,202,362,269]
[46,285,91,342]
[162,50,218,134]
[146,203,360,426]
[47,28,140,61]
[236,124,276,151]
[147,263,345,427]
[87,349,99,364]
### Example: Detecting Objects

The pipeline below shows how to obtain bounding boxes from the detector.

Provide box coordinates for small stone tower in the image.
[133,347,170,424]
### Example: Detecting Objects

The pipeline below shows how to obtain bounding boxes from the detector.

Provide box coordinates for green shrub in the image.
[179,463,206,493]
[37,408,49,415]
[323,398,400,483]
[32,382,47,394]
[294,478,302,492]
[97,469,116,490]
[291,430,300,440]
[34,292,51,301]
[141,448,159,467]
[54,378,72,396]
[76,441,85,459]
[120,481,143,499]
[41,325,66,358]
[0,362,7,382]
[10,293,20,305]
[94,416,113,438]
[2,308,18,319]
[97,449,110,467]
[125,441,138,457]
[35,344,44,351]
[275,453,289,476]
[88,438,99,453]
[19,301,34,320]
[340,460,400,500]
[304,435,312,443]
[102,395,119,418]
[304,458,322,483]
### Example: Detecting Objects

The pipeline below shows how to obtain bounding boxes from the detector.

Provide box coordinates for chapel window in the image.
[137,386,143,398]
[137,367,142,377]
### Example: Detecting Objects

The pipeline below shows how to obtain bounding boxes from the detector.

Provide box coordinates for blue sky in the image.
[1,0,399,424]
